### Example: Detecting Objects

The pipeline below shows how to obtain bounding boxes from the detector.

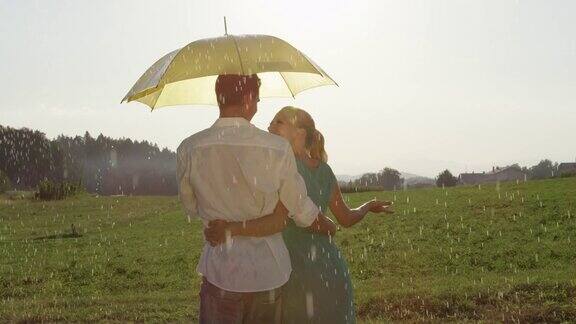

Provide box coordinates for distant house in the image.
[489,166,528,182]
[459,166,527,185]
[459,172,489,185]
[558,162,576,175]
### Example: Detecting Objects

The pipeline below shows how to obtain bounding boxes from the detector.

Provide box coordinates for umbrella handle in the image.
[224,16,228,36]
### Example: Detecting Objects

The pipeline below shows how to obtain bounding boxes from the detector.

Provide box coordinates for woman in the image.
[205,106,393,323]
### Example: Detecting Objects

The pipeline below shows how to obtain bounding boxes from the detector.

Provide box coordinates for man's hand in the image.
[365,199,394,214]
[204,220,230,247]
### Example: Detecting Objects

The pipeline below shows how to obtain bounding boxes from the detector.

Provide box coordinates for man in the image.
[176,74,335,323]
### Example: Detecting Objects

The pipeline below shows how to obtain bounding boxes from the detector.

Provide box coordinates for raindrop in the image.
[306,292,314,319]
[310,245,317,261]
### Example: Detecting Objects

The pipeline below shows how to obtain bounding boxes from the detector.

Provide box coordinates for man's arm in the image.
[277,143,338,237]
[176,145,198,222]
[277,144,319,227]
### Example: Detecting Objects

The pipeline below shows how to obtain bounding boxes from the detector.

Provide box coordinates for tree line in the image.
[435,159,567,188]
[0,125,177,195]
[341,159,570,193]
[1,124,571,196]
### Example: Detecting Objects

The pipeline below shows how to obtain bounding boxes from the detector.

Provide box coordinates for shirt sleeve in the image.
[278,144,319,227]
[176,145,198,222]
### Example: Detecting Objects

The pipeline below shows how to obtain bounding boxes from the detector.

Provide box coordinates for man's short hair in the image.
[215,74,261,107]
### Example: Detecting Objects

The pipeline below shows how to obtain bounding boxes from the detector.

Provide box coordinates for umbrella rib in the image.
[279,72,296,99]
[150,49,183,110]
[151,85,166,111]
[298,51,339,87]
[230,35,246,75]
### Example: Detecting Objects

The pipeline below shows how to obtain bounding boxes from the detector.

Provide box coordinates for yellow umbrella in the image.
[122,28,337,110]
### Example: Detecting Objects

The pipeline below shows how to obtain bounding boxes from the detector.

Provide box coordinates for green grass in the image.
[1,178,575,322]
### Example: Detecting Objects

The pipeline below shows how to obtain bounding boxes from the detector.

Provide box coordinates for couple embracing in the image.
[176,74,393,324]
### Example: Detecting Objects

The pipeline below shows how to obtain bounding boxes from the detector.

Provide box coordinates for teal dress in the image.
[282,159,356,324]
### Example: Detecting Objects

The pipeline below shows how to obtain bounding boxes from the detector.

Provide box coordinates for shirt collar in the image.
[211,117,253,128]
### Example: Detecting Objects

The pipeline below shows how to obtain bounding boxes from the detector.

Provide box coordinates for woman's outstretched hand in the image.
[365,199,394,214]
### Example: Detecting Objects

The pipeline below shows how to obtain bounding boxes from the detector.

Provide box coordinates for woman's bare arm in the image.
[204,201,289,246]
[328,183,393,228]
[306,212,337,236]
[204,201,337,246]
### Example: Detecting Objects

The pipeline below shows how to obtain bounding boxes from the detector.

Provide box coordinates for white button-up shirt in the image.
[176,117,319,292]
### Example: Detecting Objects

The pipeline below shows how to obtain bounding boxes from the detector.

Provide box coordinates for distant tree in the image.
[357,172,379,187]
[380,167,403,190]
[348,167,403,191]
[436,169,458,187]
[0,125,55,189]
[529,159,558,179]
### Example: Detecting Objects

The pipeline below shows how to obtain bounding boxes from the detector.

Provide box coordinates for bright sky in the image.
[2,0,575,177]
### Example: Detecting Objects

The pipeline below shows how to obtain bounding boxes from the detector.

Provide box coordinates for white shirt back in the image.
[176,117,319,292]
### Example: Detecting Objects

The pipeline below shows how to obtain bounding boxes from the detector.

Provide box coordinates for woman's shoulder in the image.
[318,161,336,179]
[317,160,332,170]
[298,158,336,180]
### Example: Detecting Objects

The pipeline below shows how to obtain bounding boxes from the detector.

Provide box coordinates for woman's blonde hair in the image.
[278,106,328,163]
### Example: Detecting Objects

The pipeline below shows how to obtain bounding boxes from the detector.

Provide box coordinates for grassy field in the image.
[1,177,575,322]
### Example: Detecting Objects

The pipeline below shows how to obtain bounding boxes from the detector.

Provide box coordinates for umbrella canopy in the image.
[122,34,337,109]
